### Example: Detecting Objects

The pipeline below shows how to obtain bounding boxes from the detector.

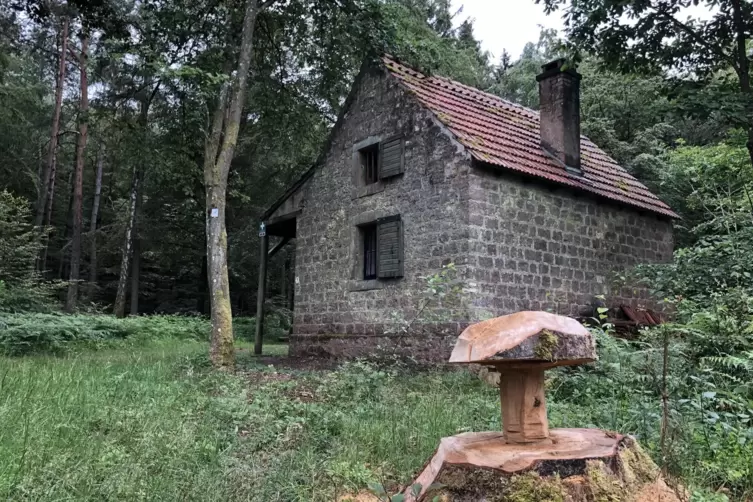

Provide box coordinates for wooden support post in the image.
[284,256,292,311]
[254,232,269,355]
[499,368,549,443]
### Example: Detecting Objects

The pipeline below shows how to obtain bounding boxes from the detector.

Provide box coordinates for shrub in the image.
[234,307,291,343]
[0,279,61,314]
[0,313,210,355]
[548,319,753,498]
[0,190,39,283]
[0,191,58,312]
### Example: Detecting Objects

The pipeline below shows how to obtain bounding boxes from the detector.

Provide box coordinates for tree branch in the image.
[213,0,260,177]
[67,46,80,64]
[653,7,737,71]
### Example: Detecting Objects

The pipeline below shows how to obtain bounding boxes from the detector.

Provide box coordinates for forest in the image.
[1,0,752,500]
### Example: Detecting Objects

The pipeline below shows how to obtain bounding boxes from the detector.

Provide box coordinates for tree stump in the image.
[404,312,679,502]
[407,432,679,501]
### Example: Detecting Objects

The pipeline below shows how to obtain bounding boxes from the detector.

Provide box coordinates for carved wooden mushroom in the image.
[403,312,679,502]
[449,311,596,443]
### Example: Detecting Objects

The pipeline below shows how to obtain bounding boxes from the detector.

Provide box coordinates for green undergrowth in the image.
[0,313,211,355]
[1,320,750,501]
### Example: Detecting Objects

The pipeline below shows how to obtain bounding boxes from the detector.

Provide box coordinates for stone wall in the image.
[290,66,475,357]
[465,166,674,318]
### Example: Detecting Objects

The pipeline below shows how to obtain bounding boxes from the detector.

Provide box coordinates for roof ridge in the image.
[383,56,536,117]
[384,56,603,146]
[431,74,538,117]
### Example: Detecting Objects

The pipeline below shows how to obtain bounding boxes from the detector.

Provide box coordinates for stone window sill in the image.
[351,182,384,199]
[348,279,387,292]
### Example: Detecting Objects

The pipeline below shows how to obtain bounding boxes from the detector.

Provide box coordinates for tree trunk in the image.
[37,17,69,274]
[88,148,104,288]
[130,236,140,315]
[114,89,152,317]
[281,257,288,305]
[114,165,140,318]
[40,153,59,273]
[65,35,89,313]
[36,17,68,230]
[203,0,260,368]
[731,0,753,170]
[58,168,75,280]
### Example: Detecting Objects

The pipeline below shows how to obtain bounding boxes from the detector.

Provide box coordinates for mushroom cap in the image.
[449,311,596,366]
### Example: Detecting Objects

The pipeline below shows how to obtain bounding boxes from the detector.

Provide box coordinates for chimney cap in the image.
[536,58,581,82]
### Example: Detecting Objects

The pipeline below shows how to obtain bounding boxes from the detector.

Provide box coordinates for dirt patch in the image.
[250,355,339,371]
[635,478,682,502]
[337,492,381,502]
[241,366,324,404]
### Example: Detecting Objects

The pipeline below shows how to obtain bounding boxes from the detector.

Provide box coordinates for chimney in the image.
[536,59,582,175]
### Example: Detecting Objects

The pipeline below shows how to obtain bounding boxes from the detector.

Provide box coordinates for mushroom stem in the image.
[499,368,549,443]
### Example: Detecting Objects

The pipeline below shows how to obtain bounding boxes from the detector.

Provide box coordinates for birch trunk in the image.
[36,17,68,230]
[204,0,260,368]
[65,35,89,312]
[88,149,104,287]
[114,165,140,317]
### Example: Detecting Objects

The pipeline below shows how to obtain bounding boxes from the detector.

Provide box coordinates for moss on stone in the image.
[584,461,626,502]
[502,472,565,502]
[534,329,559,361]
[617,437,659,485]
[429,442,672,502]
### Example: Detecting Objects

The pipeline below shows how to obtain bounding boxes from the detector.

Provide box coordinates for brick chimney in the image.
[536,59,582,175]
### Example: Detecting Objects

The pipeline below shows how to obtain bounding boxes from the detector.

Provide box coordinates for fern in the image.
[702,352,753,373]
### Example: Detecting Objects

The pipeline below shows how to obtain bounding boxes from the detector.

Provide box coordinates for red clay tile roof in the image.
[383,56,678,219]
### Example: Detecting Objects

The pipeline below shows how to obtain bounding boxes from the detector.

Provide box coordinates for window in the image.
[363,224,377,280]
[360,144,380,185]
[356,215,404,282]
[352,136,406,193]
[375,215,403,278]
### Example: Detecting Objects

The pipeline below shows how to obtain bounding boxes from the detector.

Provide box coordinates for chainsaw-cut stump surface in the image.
[449,311,596,366]
[405,431,680,502]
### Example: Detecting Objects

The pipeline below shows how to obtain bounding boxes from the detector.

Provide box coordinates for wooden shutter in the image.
[379,136,404,179]
[377,215,403,278]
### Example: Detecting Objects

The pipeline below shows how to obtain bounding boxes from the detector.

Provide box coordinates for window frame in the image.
[351,212,405,290]
[351,136,382,197]
[362,223,378,280]
[360,143,380,186]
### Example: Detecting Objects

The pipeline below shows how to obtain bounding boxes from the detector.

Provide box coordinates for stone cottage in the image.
[257,56,676,359]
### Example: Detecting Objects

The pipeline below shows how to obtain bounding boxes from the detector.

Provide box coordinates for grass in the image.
[1,328,748,501]
[1,339,235,499]
[0,336,498,501]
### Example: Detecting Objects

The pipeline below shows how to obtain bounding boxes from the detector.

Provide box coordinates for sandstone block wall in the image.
[291,68,474,353]
[466,167,674,318]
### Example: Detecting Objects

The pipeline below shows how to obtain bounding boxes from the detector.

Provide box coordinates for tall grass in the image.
[2,325,748,501]
[0,340,250,500]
